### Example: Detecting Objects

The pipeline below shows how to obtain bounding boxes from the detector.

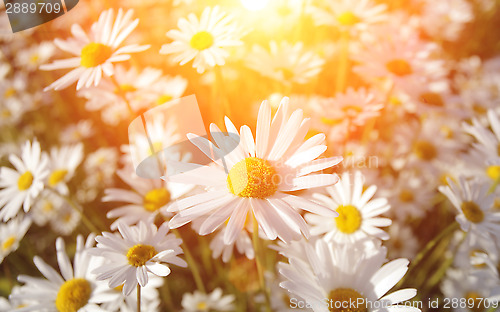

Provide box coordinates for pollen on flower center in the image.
[461,201,484,223]
[337,11,361,26]
[227,157,279,199]
[2,236,16,251]
[157,94,173,105]
[80,42,113,68]
[17,171,34,191]
[486,165,500,181]
[143,188,171,212]
[127,244,157,267]
[414,140,437,161]
[190,31,214,50]
[196,301,208,310]
[55,278,92,312]
[335,205,362,234]
[386,59,413,76]
[399,189,414,203]
[328,288,367,312]
[49,169,68,187]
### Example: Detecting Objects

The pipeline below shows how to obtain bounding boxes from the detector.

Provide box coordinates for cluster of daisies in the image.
[1,0,500,311]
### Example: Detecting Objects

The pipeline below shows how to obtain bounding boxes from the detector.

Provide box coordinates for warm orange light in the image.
[241,0,269,11]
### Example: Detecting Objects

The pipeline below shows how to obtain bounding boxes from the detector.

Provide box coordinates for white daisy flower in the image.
[79,66,187,125]
[104,164,193,230]
[279,239,419,312]
[50,203,81,236]
[15,41,56,71]
[208,226,254,263]
[0,216,31,264]
[463,109,500,162]
[420,0,473,41]
[305,171,391,244]
[181,288,235,312]
[310,87,383,131]
[439,176,500,240]
[0,73,31,127]
[440,269,500,312]
[11,235,106,312]
[246,41,324,85]
[46,143,84,195]
[90,221,187,296]
[40,9,150,91]
[385,222,419,260]
[454,234,499,275]
[0,140,49,221]
[308,0,387,33]
[160,6,243,73]
[94,273,163,312]
[60,120,94,144]
[0,286,34,311]
[167,97,342,244]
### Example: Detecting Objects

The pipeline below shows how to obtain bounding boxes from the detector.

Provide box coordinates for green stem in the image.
[160,278,176,311]
[252,213,271,312]
[172,229,206,293]
[335,31,350,94]
[137,284,141,312]
[397,222,459,288]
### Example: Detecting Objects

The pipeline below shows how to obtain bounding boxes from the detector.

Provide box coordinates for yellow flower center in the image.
[43,201,54,212]
[147,141,164,156]
[399,189,414,203]
[143,188,171,212]
[414,140,437,161]
[335,205,362,234]
[386,59,413,76]
[80,43,113,68]
[341,105,363,117]
[2,236,16,251]
[55,278,92,312]
[127,244,157,267]
[440,125,453,139]
[486,165,500,181]
[337,11,361,26]
[465,291,485,312]
[196,301,208,311]
[277,67,295,80]
[49,169,69,187]
[29,54,40,65]
[470,249,487,269]
[419,92,444,107]
[227,157,279,199]
[190,31,214,51]
[321,117,342,126]
[461,201,484,223]
[115,84,137,94]
[4,87,16,98]
[328,288,367,312]
[157,94,173,105]
[17,171,34,191]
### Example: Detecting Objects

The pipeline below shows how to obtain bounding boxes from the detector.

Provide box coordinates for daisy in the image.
[90,221,187,296]
[462,109,500,161]
[11,235,106,312]
[60,120,94,144]
[50,203,81,236]
[439,176,500,240]
[279,239,420,312]
[181,288,235,312]
[310,87,383,131]
[160,6,243,73]
[79,66,187,125]
[15,41,56,71]
[167,97,342,244]
[208,226,254,263]
[420,0,473,41]
[104,164,193,230]
[0,216,31,264]
[454,234,499,274]
[246,41,325,85]
[0,140,49,221]
[46,143,84,195]
[385,223,419,260]
[40,9,150,91]
[0,73,31,127]
[304,171,391,244]
[94,273,163,312]
[308,0,387,33]
[440,269,500,312]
